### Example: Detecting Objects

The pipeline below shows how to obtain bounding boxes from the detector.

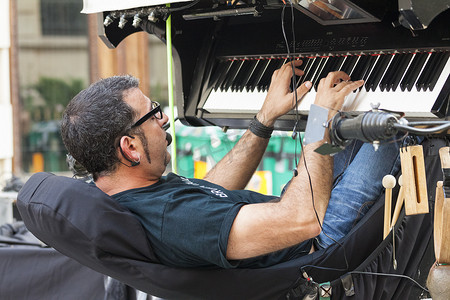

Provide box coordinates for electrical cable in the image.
[350,271,430,293]
[406,120,450,126]
[300,265,430,293]
[281,1,351,271]
[281,3,299,170]
[280,1,350,271]
[168,0,200,12]
[394,122,450,134]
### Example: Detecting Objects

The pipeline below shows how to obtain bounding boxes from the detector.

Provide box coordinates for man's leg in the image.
[316,139,402,248]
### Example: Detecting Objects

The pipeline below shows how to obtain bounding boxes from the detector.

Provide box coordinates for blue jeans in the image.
[316,139,402,249]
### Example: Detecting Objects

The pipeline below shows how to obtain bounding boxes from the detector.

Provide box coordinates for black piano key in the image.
[390,53,413,91]
[416,52,441,91]
[292,57,311,89]
[379,54,403,92]
[365,54,392,92]
[314,56,338,90]
[431,73,450,117]
[340,55,358,75]
[324,56,339,71]
[303,57,321,84]
[310,57,327,90]
[358,55,378,91]
[332,56,346,72]
[262,59,286,91]
[212,60,234,91]
[231,59,253,91]
[221,59,244,91]
[400,52,428,91]
[255,59,278,92]
[246,59,269,92]
[349,55,369,80]
[361,55,378,82]
[297,57,316,86]
[426,51,449,92]
[349,55,371,92]
[238,59,259,92]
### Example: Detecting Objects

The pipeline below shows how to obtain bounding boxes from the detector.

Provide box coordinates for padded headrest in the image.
[17,172,158,264]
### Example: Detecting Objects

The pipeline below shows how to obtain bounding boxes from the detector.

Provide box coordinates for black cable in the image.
[300,265,430,293]
[289,1,299,119]
[350,271,430,293]
[301,264,348,272]
[394,122,450,134]
[281,3,299,169]
[169,0,200,12]
[280,1,350,270]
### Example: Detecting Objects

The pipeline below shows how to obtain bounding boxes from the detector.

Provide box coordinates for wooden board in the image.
[400,145,429,215]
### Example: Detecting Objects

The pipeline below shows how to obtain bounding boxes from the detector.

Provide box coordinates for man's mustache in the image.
[166,132,172,146]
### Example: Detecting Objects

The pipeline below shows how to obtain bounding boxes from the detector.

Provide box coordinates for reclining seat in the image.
[16,138,445,300]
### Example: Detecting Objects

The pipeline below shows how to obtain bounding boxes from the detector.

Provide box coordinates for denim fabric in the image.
[316,139,402,248]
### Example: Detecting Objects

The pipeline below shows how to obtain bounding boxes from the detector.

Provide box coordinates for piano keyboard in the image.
[203,51,450,118]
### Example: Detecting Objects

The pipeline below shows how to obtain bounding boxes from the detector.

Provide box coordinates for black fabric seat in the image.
[16,138,445,300]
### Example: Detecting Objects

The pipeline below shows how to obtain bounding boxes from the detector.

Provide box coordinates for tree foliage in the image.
[33,77,84,108]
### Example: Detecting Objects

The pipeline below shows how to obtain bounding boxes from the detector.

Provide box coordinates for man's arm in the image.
[203,61,311,190]
[225,68,364,260]
[202,130,271,190]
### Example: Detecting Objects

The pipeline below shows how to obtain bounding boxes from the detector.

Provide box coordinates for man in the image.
[61,60,400,268]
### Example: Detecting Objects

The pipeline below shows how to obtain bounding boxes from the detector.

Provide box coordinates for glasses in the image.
[131,101,163,128]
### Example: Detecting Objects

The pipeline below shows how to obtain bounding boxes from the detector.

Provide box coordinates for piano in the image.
[91,0,450,131]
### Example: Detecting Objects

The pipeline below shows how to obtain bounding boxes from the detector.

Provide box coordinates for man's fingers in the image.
[285,59,303,68]
[335,80,364,94]
[323,71,351,87]
[294,81,312,103]
[273,60,306,84]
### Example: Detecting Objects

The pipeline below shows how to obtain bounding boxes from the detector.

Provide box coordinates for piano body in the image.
[91,0,450,131]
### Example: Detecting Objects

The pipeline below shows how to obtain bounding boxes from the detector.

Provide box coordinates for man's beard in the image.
[137,131,171,167]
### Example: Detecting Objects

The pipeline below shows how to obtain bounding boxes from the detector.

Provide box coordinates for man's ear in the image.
[119,135,140,164]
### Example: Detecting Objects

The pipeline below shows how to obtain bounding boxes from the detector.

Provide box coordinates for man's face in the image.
[124,88,171,175]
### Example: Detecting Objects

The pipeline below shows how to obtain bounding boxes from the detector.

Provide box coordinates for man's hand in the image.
[203,60,310,189]
[257,60,312,127]
[315,71,364,119]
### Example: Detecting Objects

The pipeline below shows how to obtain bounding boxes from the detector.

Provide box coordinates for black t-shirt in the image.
[113,173,312,269]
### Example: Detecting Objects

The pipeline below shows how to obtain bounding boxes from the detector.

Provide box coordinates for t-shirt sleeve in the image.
[160,191,246,268]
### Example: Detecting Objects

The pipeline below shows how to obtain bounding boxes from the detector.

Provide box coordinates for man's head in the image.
[61,75,170,181]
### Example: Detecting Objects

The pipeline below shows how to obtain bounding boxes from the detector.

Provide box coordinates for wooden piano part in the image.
[382,174,396,239]
[390,175,404,228]
[426,146,450,300]
[436,147,450,264]
[399,145,429,215]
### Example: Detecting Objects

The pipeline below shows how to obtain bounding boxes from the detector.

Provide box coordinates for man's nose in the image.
[160,112,170,128]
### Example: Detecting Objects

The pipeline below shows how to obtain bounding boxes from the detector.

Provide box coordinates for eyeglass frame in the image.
[131,101,163,128]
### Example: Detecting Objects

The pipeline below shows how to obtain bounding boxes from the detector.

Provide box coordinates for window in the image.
[40,0,87,36]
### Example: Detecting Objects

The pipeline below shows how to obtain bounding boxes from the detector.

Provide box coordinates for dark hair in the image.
[60,75,140,180]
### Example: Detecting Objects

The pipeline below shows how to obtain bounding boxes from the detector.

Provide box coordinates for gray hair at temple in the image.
[60,75,140,181]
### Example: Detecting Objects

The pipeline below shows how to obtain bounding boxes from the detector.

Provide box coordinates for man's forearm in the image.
[226,140,334,260]
[203,130,270,190]
[281,140,333,225]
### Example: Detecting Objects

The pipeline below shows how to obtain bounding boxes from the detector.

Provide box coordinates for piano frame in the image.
[98,0,450,131]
